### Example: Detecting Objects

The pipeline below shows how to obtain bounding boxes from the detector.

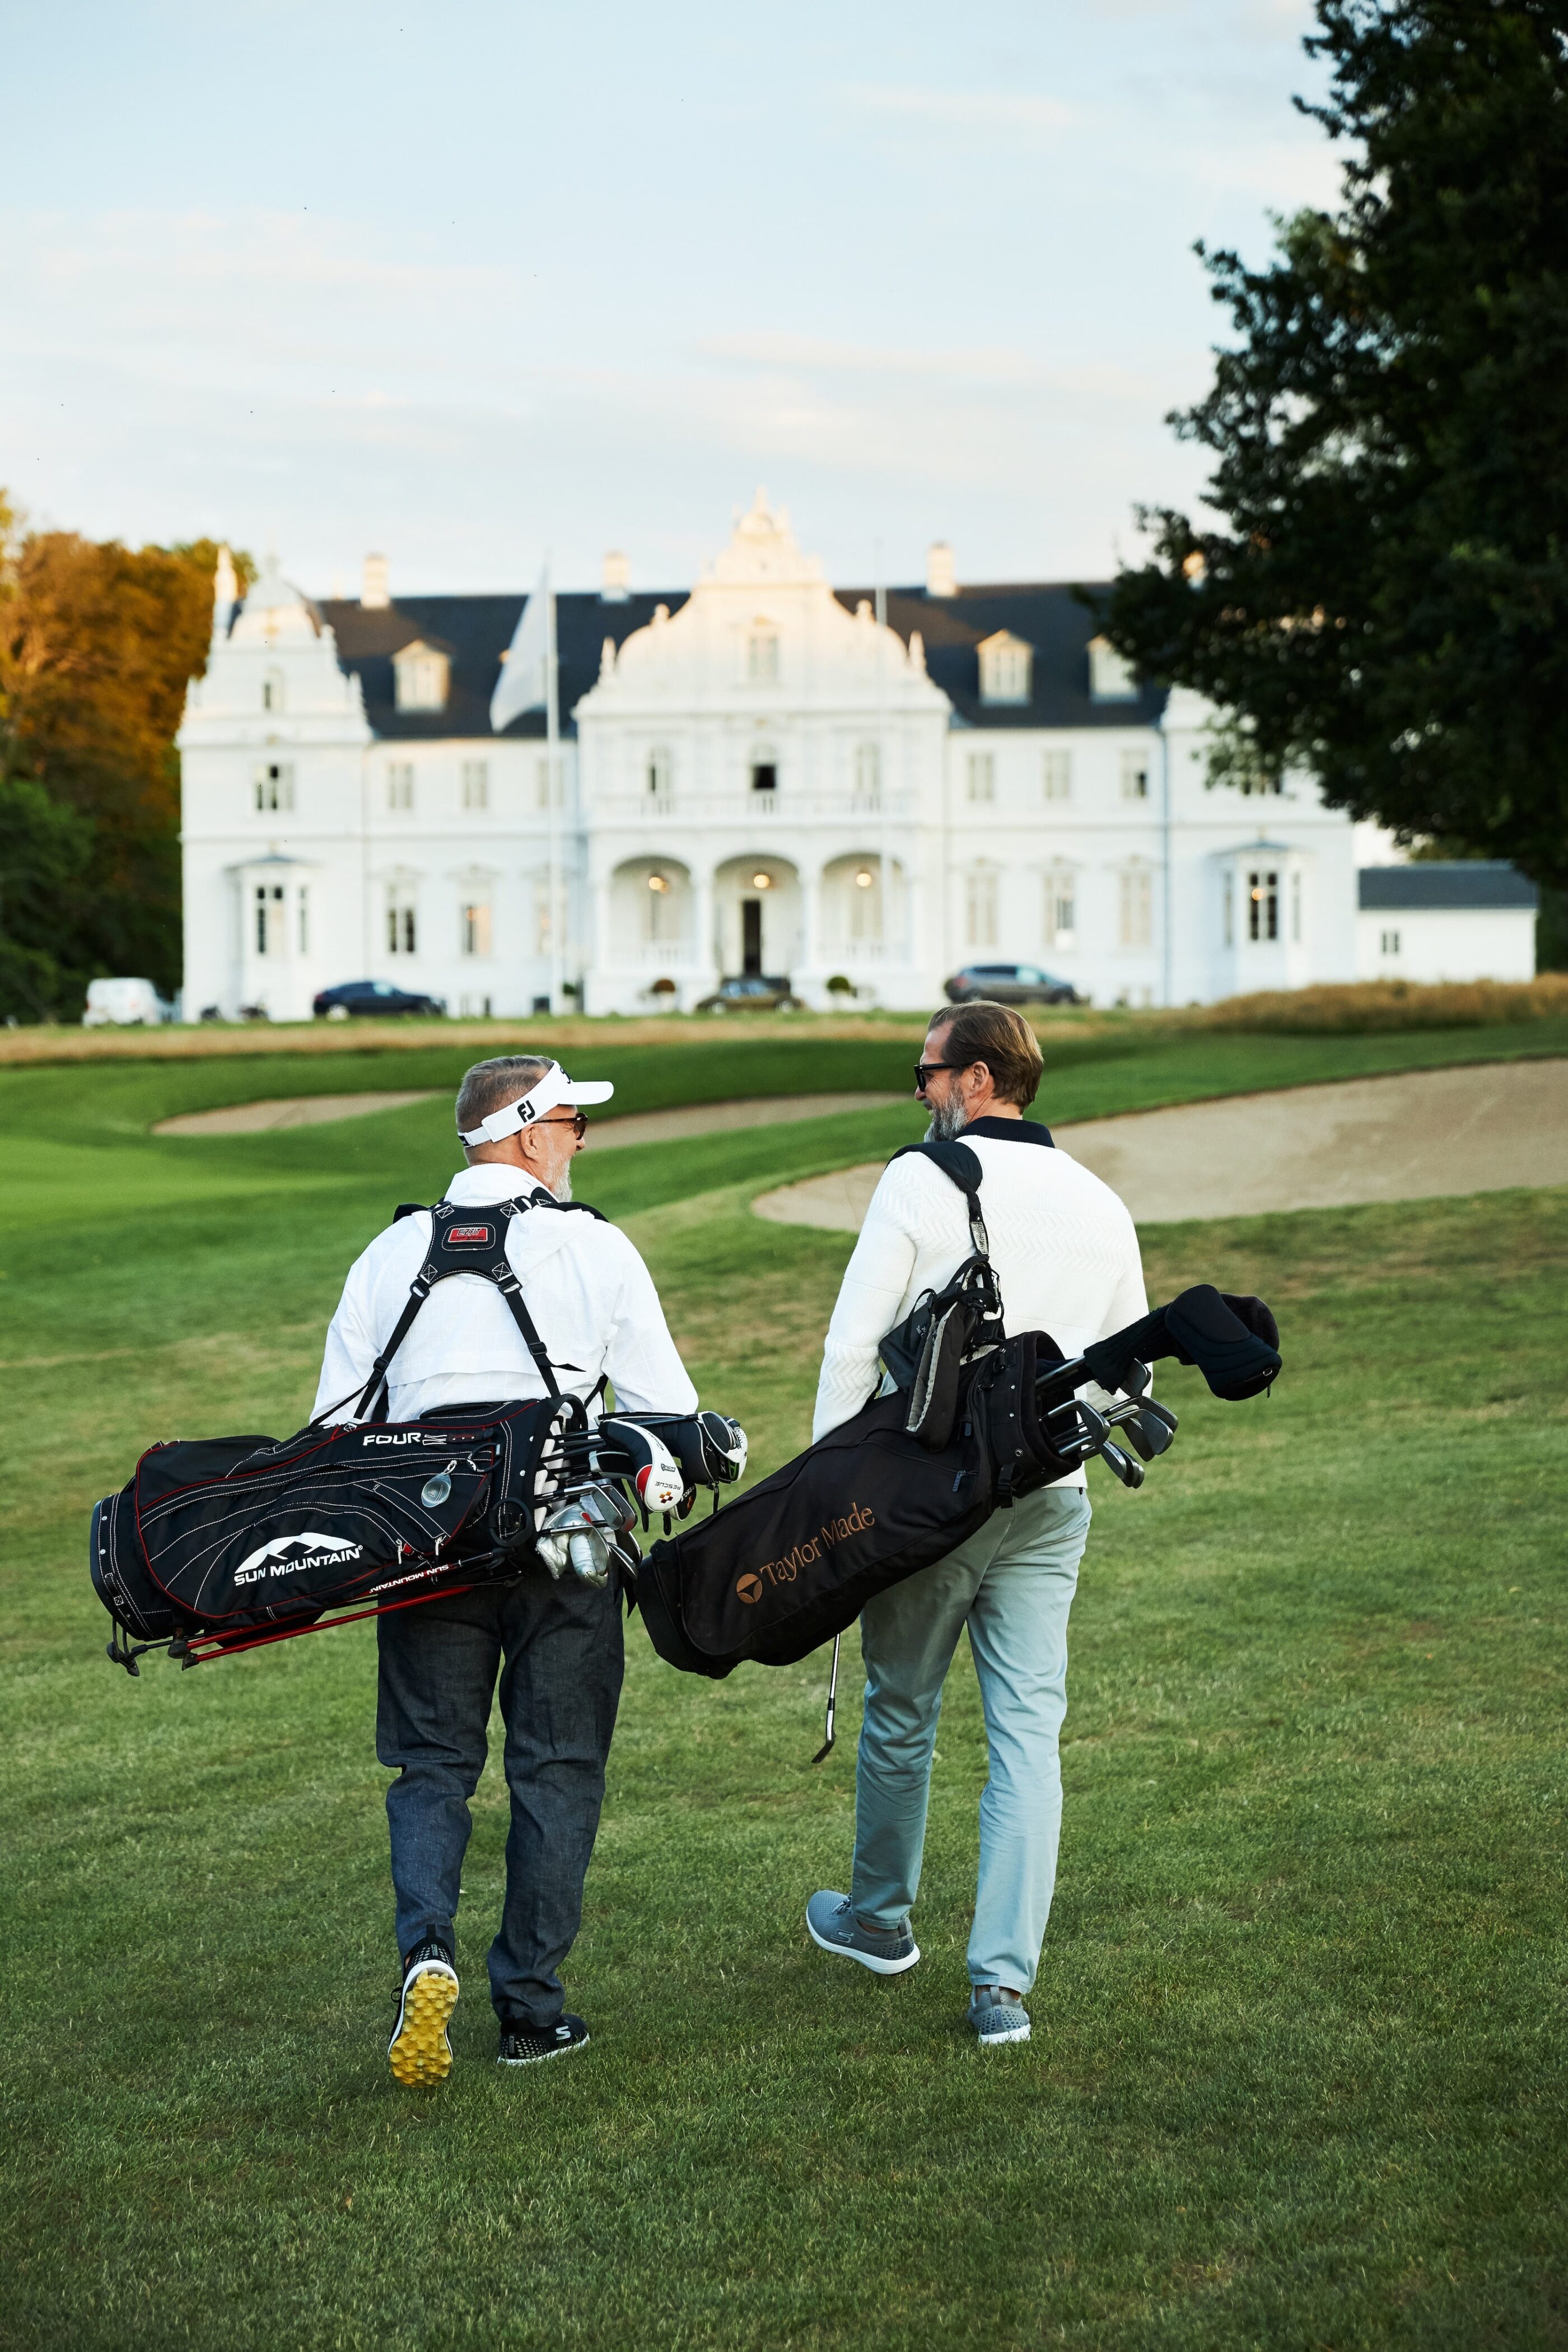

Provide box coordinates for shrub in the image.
[1200,976,1568,1034]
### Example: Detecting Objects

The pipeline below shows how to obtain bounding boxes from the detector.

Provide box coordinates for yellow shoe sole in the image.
[388,1962,459,2087]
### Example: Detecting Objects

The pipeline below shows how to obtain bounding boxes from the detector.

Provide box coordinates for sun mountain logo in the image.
[235,1532,363,1588]
[734,1500,876,1602]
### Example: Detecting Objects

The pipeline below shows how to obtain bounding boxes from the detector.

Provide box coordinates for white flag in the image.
[489,564,550,733]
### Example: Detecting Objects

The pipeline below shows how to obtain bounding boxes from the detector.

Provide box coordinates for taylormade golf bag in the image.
[636,1141,1282,1682]
[89,1190,747,1672]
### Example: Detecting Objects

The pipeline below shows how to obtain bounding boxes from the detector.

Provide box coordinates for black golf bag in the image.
[636,1141,1282,1682]
[88,1190,747,1671]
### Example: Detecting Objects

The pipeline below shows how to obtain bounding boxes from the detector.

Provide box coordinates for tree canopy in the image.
[1100,0,1568,891]
[0,511,253,1016]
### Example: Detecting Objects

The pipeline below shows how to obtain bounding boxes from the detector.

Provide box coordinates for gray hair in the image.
[454,1054,552,1140]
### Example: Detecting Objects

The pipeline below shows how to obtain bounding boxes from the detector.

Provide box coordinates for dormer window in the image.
[394,640,450,712]
[1089,635,1138,701]
[977,631,1033,706]
[747,626,780,684]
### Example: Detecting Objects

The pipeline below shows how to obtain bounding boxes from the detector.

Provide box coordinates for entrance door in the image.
[742,898,763,976]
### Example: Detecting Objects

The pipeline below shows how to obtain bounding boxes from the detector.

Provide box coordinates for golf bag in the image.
[636,1142,1283,1682]
[89,1189,748,1672]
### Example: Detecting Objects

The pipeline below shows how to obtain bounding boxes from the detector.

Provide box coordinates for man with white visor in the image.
[314,1054,697,2077]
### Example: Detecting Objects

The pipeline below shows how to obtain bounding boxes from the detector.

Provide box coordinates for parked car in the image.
[943,963,1084,1007]
[82,977,175,1026]
[313,980,446,1020]
[694,975,805,1014]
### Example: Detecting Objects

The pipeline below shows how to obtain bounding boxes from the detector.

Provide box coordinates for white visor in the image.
[460,1060,614,1147]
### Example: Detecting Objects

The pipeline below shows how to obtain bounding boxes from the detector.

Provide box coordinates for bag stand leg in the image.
[812,1634,842,1764]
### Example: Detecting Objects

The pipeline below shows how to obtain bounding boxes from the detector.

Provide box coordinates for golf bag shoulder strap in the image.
[888,1139,988,1254]
[335,1193,585,1425]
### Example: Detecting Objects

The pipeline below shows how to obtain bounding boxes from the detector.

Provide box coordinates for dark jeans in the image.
[376,1565,624,2029]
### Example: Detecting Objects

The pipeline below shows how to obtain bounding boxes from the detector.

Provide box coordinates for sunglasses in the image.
[535,1112,588,1138]
[914,1061,961,1093]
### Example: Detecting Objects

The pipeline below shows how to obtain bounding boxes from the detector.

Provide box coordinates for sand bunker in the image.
[752,1059,1568,1231]
[155,1089,903,1144]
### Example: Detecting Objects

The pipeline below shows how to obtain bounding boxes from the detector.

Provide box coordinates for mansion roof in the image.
[312,581,1169,742]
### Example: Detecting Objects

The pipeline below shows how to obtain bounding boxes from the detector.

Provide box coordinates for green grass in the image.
[1,1039,1564,2348]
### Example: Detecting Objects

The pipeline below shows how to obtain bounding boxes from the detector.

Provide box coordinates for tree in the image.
[1099,0,1568,890]
[0,515,254,1009]
[0,777,94,1020]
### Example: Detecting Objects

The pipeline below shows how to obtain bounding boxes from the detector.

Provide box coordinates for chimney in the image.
[602,549,630,601]
[926,541,956,599]
[362,552,390,609]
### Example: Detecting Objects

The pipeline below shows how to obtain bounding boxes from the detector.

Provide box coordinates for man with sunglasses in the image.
[805,1001,1148,2048]
[313,1054,696,2079]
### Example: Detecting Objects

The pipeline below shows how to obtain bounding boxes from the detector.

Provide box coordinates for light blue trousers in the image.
[850,1485,1091,1995]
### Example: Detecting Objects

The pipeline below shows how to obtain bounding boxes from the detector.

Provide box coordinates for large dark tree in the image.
[0,510,253,1016]
[1101,0,1568,891]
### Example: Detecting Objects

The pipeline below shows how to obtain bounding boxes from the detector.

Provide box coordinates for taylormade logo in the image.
[735,1500,876,1602]
[235,1532,363,1587]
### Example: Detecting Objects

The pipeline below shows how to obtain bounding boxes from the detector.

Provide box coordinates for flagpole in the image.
[545,565,562,1014]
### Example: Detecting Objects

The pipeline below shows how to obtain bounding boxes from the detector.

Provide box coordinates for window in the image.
[1089,636,1138,701]
[253,761,294,813]
[298,888,309,954]
[1224,873,1234,947]
[388,763,414,811]
[853,742,880,806]
[1120,751,1150,801]
[254,883,283,954]
[977,631,1033,706]
[393,641,450,712]
[750,760,777,795]
[460,898,492,958]
[461,760,489,810]
[647,748,673,809]
[386,885,417,955]
[967,753,995,804]
[1043,869,1076,952]
[747,627,780,684]
[965,870,998,949]
[1291,870,1303,943]
[1380,927,1401,956]
[535,759,554,811]
[533,876,556,954]
[262,668,284,713]
[1042,750,1071,802]
[1118,867,1152,948]
[1248,867,1280,943]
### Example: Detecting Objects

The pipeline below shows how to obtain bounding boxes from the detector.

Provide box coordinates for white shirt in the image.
[811,1122,1149,1485]
[312,1165,698,1424]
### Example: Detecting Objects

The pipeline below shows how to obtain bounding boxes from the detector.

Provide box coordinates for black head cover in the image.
[1164,1285,1281,1400]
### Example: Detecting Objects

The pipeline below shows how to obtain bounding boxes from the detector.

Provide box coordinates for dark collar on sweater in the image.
[964,1116,1054,1147]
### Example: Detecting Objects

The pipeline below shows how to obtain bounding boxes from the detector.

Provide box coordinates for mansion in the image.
[178,491,1362,1020]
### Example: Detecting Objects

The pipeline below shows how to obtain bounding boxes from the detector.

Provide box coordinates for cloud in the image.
[833,85,1075,133]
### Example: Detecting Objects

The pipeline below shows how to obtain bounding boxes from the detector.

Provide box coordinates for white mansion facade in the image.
[178,491,1359,1020]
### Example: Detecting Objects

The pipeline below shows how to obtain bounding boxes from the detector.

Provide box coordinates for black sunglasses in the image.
[914,1061,962,1093]
[535,1111,587,1138]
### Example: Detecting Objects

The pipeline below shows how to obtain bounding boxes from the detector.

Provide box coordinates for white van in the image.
[82,978,175,1027]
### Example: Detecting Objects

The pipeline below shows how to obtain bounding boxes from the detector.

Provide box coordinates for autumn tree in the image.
[1100,0,1568,892]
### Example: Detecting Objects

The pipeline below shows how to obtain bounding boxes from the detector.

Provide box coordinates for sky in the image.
[2,0,1342,599]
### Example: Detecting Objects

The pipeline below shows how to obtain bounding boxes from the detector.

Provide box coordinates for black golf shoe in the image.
[388,1936,460,2087]
[498,2013,590,2066]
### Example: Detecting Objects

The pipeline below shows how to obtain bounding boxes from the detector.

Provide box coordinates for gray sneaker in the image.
[805,1889,920,1976]
[967,1985,1030,2046]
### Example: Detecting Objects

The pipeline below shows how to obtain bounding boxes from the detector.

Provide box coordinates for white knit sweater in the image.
[811,1123,1149,1485]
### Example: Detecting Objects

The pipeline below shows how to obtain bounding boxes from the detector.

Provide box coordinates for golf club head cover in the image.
[1219,1292,1280,1351]
[1164,1285,1281,1400]
[598,1418,686,1512]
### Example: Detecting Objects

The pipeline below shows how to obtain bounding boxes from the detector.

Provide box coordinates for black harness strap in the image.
[321,1189,607,1425]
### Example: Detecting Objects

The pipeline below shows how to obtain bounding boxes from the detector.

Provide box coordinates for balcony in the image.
[591,786,916,828]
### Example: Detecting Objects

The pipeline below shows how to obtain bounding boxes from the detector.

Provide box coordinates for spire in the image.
[211,544,238,643]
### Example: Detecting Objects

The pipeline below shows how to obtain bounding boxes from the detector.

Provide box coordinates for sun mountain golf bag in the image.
[88,1189,749,1672]
[636,1141,1282,1683]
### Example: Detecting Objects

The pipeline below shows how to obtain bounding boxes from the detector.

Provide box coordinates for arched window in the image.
[647,748,673,809]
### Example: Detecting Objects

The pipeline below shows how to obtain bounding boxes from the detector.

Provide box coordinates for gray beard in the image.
[550,1163,574,1202]
[925,1096,969,1142]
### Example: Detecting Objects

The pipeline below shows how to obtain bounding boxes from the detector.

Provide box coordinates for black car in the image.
[943,963,1083,1007]
[313,980,446,1020]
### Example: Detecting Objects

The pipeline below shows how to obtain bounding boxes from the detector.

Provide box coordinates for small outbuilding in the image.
[1356,862,1538,983]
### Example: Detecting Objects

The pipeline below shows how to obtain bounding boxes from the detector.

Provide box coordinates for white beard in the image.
[925,1095,969,1142]
[550,1163,574,1202]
